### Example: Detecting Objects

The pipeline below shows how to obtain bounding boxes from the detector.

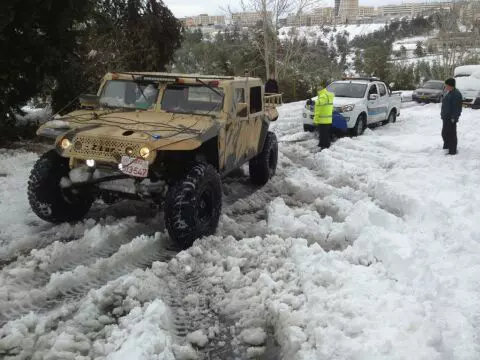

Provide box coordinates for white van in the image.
[453,65,480,109]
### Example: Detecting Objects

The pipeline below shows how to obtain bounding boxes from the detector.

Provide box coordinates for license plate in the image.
[120,156,149,178]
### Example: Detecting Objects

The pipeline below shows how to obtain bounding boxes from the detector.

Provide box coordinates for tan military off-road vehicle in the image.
[28,72,282,247]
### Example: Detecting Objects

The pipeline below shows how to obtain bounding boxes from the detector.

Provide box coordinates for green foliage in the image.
[362,43,392,79]
[0,0,183,143]
[53,0,183,113]
[350,16,434,50]
[388,63,416,90]
[0,0,93,124]
[171,28,341,102]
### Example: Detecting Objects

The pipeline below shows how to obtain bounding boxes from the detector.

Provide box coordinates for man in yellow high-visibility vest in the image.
[313,85,335,149]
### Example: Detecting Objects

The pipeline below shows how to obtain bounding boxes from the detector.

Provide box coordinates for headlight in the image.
[340,104,355,112]
[60,138,72,149]
[139,147,150,158]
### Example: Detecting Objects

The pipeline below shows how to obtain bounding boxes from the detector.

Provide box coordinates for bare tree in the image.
[431,6,479,78]
[225,0,318,80]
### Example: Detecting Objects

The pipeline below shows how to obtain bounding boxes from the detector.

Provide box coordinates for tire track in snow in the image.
[0,234,177,326]
[0,219,159,294]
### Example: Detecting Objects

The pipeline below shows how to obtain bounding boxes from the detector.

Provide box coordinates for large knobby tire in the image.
[164,162,222,248]
[28,149,93,223]
[249,131,278,186]
[352,114,366,136]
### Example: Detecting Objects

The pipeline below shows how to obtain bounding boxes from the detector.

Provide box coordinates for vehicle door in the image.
[377,83,389,120]
[222,83,258,173]
[366,84,381,124]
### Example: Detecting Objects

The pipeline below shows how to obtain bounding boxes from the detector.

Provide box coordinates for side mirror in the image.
[369,94,379,101]
[236,103,248,117]
[389,82,395,88]
[79,94,99,109]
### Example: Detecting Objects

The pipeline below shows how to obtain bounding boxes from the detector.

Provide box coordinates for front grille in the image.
[68,135,143,162]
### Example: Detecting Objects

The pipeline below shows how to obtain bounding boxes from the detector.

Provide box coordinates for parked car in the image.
[454,65,480,109]
[302,77,402,136]
[412,80,445,103]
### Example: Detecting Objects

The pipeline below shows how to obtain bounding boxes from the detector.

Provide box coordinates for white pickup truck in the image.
[302,77,402,136]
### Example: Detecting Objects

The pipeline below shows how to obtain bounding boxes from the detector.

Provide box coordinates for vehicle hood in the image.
[333,97,364,106]
[38,109,222,151]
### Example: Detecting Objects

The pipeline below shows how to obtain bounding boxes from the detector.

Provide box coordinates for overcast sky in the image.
[163,0,428,17]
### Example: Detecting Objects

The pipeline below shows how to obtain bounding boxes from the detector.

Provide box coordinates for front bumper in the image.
[302,108,351,126]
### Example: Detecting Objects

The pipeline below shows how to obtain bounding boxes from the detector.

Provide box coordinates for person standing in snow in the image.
[441,78,463,155]
[265,73,279,94]
[313,84,335,150]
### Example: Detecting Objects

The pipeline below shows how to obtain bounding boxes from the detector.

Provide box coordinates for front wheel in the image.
[351,115,366,136]
[249,131,278,185]
[164,162,222,248]
[28,150,93,223]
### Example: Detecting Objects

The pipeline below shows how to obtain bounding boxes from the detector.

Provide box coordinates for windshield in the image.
[327,83,367,98]
[161,84,224,114]
[99,80,159,110]
[423,81,444,90]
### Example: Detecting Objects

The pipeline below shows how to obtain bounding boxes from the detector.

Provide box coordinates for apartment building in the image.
[335,0,359,23]
[377,2,452,17]
[358,6,375,18]
[181,14,226,27]
[232,11,272,27]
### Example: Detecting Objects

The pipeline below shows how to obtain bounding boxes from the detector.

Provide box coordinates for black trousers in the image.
[442,119,457,154]
[317,124,331,149]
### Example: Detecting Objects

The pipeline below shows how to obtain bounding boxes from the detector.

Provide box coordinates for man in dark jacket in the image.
[265,73,279,94]
[441,78,463,155]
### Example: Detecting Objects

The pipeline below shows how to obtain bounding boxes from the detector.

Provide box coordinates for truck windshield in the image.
[327,83,367,98]
[161,84,224,114]
[99,80,159,110]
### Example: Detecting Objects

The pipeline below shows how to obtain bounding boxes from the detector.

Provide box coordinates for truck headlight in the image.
[340,104,355,112]
[60,138,72,150]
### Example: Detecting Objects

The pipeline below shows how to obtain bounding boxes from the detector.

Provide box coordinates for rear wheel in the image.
[28,150,93,223]
[249,131,278,185]
[164,162,222,248]
[385,110,397,124]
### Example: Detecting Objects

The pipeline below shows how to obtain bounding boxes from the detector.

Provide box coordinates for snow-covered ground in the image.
[1,100,480,359]
[279,23,386,44]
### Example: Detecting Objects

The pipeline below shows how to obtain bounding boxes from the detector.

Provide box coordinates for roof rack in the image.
[341,76,381,82]
[115,72,236,81]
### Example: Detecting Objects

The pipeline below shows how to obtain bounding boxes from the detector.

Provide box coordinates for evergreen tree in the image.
[414,41,424,57]
[52,0,183,112]
[0,0,93,124]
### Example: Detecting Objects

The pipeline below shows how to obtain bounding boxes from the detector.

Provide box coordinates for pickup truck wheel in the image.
[28,149,93,223]
[249,131,278,185]
[386,110,397,124]
[352,115,366,136]
[164,162,222,249]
